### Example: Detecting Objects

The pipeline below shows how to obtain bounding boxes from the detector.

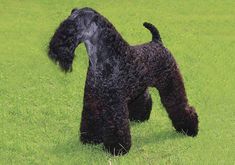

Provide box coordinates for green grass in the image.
[0,0,234,164]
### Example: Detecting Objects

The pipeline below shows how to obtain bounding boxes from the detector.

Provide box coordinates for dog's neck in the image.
[84,23,129,72]
[84,39,98,70]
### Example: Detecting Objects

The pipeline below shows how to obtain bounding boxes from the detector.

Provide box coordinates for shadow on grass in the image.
[52,136,106,157]
[134,129,186,145]
[130,120,187,144]
[52,128,186,158]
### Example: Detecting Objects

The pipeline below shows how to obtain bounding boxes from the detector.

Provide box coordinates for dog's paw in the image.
[172,106,199,137]
[103,142,131,156]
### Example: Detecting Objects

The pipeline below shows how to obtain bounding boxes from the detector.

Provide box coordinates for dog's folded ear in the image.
[71,8,79,14]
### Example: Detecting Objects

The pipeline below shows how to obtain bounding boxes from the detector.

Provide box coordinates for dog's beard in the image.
[48,19,79,72]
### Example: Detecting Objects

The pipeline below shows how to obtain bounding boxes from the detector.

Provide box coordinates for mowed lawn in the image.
[0,0,234,164]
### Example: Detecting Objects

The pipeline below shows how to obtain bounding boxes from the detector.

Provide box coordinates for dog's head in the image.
[48,7,99,71]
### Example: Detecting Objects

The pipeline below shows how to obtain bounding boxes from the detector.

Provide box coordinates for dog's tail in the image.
[143,22,162,42]
[48,19,79,72]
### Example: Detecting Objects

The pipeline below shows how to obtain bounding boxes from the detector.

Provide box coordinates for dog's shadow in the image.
[52,127,186,157]
[52,135,106,158]
[133,129,186,146]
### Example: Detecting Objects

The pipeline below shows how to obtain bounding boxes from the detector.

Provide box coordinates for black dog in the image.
[48,7,198,155]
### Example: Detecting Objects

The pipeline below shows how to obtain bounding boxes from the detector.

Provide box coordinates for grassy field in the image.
[0,0,234,164]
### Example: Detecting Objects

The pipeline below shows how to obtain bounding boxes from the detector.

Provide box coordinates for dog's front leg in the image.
[80,75,103,144]
[101,94,131,155]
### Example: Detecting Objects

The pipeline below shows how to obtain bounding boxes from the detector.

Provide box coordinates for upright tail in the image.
[143,22,162,42]
[48,19,79,72]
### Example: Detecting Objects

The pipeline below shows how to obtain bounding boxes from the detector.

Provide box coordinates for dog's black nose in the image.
[71,8,79,14]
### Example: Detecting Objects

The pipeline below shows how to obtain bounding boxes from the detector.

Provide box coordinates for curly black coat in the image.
[48,7,199,155]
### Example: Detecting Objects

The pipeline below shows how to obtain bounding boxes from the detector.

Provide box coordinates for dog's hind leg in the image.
[128,89,152,122]
[155,63,199,137]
